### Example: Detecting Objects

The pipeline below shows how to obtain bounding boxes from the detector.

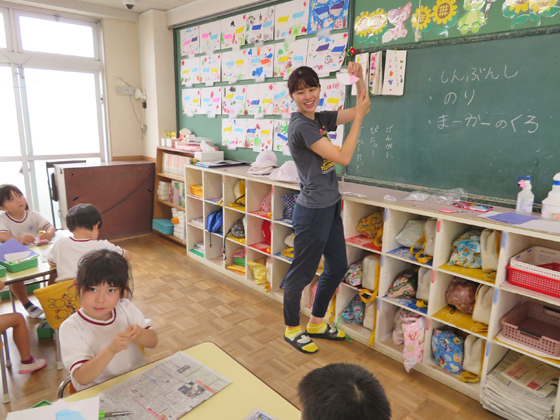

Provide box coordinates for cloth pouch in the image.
[445,277,477,315]
[393,307,420,345]
[472,284,493,325]
[361,254,380,291]
[481,229,499,273]
[343,262,363,287]
[247,259,268,284]
[260,191,272,214]
[386,270,418,298]
[448,229,483,268]
[431,329,464,374]
[356,213,383,247]
[395,220,426,250]
[461,335,484,378]
[363,301,375,330]
[341,294,364,324]
[280,192,299,220]
[403,316,425,372]
[416,267,431,302]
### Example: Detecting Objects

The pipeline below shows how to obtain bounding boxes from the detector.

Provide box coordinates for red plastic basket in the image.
[507,247,560,298]
[500,301,560,357]
[507,265,560,298]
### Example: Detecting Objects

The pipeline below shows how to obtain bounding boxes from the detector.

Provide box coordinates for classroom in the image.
[0,0,559,418]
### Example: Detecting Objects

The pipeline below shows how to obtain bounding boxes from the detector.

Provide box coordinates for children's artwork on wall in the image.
[306,32,348,77]
[273,120,290,151]
[221,50,249,82]
[328,125,344,148]
[245,84,262,115]
[222,85,246,115]
[221,14,247,48]
[456,0,487,34]
[382,50,407,96]
[432,0,459,37]
[246,119,274,151]
[351,52,369,95]
[180,57,201,86]
[200,54,222,84]
[199,21,221,53]
[274,0,309,39]
[259,82,276,115]
[274,39,308,79]
[231,119,248,147]
[247,46,274,79]
[308,0,349,34]
[382,2,412,43]
[246,7,275,44]
[222,119,235,146]
[182,88,201,115]
[200,87,222,115]
[354,9,388,46]
[369,51,383,95]
[271,82,289,115]
[317,80,345,111]
[180,27,199,56]
[411,5,435,41]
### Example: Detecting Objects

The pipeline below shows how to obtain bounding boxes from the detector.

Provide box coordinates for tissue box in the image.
[194,151,224,162]
[0,257,38,273]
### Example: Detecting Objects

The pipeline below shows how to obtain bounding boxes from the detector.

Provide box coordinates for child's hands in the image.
[347,61,364,80]
[39,232,53,241]
[356,91,370,118]
[108,331,133,354]
[126,324,142,341]
[20,235,35,244]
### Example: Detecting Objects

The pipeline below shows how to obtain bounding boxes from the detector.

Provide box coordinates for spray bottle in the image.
[516,176,534,214]
[541,173,560,220]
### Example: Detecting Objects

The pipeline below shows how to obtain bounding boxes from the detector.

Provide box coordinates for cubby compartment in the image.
[223,175,245,212]
[224,240,246,279]
[246,249,271,288]
[186,197,204,228]
[335,282,375,344]
[247,180,272,219]
[273,185,298,226]
[186,167,203,199]
[223,209,245,245]
[203,171,223,204]
[381,256,428,316]
[187,224,204,258]
[247,214,271,255]
[270,258,291,301]
[384,209,435,267]
[375,300,403,355]
[204,230,223,268]
[273,223,294,263]
[343,199,383,253]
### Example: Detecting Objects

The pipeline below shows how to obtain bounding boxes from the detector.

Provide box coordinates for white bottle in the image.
[541,173,560,220]
[516,176,534,214]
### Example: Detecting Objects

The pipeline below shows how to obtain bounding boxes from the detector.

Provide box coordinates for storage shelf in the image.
[152,229,184,245]
[157,172,184,182]
[345,235,382,253]
[381,296,428,316]
[386,246,433,267]
[437,264,496,286]
[155,198,185,211]
[432,306,488,339]
[500,281,560,307]
[493,336,560,369]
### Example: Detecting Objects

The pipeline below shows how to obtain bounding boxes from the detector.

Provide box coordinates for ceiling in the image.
[66,0,195,14]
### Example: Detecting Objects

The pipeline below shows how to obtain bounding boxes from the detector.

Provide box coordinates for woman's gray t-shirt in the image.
[288,111,340,209]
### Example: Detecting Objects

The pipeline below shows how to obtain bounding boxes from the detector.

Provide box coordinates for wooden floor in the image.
[0,234,501,419]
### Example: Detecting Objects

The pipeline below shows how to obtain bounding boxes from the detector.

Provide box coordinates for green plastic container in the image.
[37,319,54,339]
[0,266,5,278]
[0,256,38,273]
[0,283,41,301]
[189,249,204,258]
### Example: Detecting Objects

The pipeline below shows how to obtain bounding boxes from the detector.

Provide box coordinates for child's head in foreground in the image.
[298,363,391,420]
[0,184,29,211]
[66,203,103,232]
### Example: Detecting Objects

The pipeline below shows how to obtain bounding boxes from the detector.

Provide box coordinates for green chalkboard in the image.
[346,31,560,203]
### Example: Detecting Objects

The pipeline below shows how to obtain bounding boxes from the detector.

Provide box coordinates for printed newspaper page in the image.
[502,355,560,398]
[99,351,231,420]
[243,408,280,420]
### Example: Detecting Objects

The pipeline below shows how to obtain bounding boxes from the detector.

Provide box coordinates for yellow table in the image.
[65,342,301,419]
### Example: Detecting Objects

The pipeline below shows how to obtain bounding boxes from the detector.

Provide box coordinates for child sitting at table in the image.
[0,281,47,374]
[47,203,132,283]
[0,184,56,318]
[60,249,157,391]
[298,363,392,420]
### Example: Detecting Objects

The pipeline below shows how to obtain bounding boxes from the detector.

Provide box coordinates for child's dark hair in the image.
[75,249,132,299]
[298,363,391,420]
[287,66,320,95]
[0,184,29,210]
[66,204,103,231]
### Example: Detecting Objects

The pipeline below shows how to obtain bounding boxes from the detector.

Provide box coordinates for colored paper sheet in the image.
[308,0,349,34]
[0,238,38,262]
[180,26,199,56]
[274,0,309,39]
[247,46,274,80]
[351,52,369,95]
[200,87,222,115]
[221,13,246,48]
[199,21,221,53]
[382,50,407,96]
[487,213,538,225]
[246,119,274,151]
[222,119,234,146]
[273,120,290,151]
[307,32,348,77]
[271,82,297,115]
[245,84,262,116]
[182,88,201,115]
[180,57,201,86]
[222,85,246,115]
[317,80,345,111]
[273,39,308,78]
[369,51,383,95]
[246,7,275,44]
[221,50,249,83]
[328,124,344,148]
[200,54,222,84]
[231,119,248,147]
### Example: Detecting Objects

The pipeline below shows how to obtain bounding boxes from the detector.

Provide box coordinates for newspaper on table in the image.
[99,351,231,420]
[243,408,280,420]
[502,354,559,398]
[481,350,557,420]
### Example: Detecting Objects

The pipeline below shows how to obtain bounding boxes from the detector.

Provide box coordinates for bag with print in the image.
[403,316,426,372]
[393,307,420,345]
[448,229,483,269]
[260,191,272,214]
[386,270,418,299]
[231,218,245,238]
[445,277,477,315]
[343,262,363,287]
[431,329,464,374]
[356,213,383,248]
[342,294,365,324]
[395,219,425,250]
[280,192,299,221]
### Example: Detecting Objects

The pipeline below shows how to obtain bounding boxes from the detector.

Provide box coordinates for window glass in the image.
[19,16,94,57]
[0,12,6,49]
[0,66,21,157]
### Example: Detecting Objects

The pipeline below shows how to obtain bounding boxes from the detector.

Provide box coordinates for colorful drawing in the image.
[456,0,487,34]
[433,0,459,36]
[247,46,274,79]
[222,119,235,146]
[412,5,435,40]
[382,50,407,96]
[354,9,388,45]
[271,82,289,115]
[180,57,201,86]
[246,119,274,151]
[306,32,348,77]
[200,54,221,84]
[221,14,246,48]
[200,87,222,115]
[502,0,559,27]
[382,2,412,43]
[317,80,345,111]
[246,7,275,44]
[273,120,290,151]
[182,88,201,115]
[351,52,369,95]
[180,27,199,56]
[231,119,248,147]
[328,125,344,148]
[274,0,309,39]
[199,21,221,53]
[273,39,308,78]
[222,85,246,115]
[308,0,349,34]
[369,51,383,95]
[221,50,249,82]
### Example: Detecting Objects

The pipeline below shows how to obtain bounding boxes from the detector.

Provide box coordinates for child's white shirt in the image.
[0,210,52,239]
[60,299,152,392]
[47,237,125,281]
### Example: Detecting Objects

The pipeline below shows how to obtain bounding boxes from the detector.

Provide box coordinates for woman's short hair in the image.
[287,66,320,95]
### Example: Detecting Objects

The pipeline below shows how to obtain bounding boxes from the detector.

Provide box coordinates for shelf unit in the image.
[183,164,560,418]
[153,147,194,245]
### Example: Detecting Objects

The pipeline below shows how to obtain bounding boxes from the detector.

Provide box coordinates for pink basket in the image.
[500,301,560,357]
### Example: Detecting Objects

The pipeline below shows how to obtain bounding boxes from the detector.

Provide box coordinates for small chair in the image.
[57,376,76,399]
[0,334,9,403]
[33,280,80,370]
